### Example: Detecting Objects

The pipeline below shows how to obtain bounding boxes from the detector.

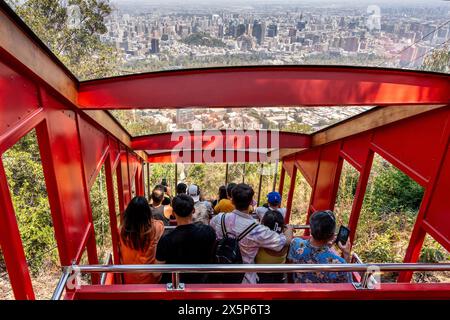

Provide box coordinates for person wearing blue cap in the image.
[255,191,287,221]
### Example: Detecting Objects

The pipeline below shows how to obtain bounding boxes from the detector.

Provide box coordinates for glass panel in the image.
[413,234,450,283]
[0,250,13,300]
[2,129,60,300]
[289,172,312,226]
[111,106,374,137]
[89,165,113,263]
[354,153,425,281]
[6,0,448,81]
[334,159,360,226]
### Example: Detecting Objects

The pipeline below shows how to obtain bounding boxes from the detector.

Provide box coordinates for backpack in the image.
[214,213,258,283]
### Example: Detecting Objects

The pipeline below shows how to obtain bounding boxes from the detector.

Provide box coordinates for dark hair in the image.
[309,210,336,241]
[231,183,254,211]
[176,182,187,195]
[155,183,167,193]
[226,183,237,198]
[261,210,285,234]
[162,196,171,206]
[120,196,153,251]
[218,185,227,201]
[151,188,164,204]
[172,194,194,217]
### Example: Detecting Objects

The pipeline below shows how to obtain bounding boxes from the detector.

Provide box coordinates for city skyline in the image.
[102,0,448,135]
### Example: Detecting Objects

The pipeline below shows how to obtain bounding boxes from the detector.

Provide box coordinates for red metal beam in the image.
[348,148,374,248]
[285,166,297,223]
[131,130,310,153]
[104,155,120,265]
[399,114,450,282]
[78,66,450,109]
[72,283,450,300]
[0,159,35,300]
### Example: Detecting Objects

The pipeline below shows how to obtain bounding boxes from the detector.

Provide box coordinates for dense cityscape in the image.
[102,0,448,134]
[103,0,450,71]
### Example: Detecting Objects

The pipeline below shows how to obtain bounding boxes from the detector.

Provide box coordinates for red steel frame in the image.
[1,2,450,300]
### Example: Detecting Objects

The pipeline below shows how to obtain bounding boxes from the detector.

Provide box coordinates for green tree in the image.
[282,122,314,133]
[182,32,226,48]
[7,0,120,80]
[365,157,424,215]
[1,0,120,278]
[1,131,56,274]
[421,45,449,73]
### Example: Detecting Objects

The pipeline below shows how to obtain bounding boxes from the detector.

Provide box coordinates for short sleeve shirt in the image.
[156,223,216,284]
[193,201,213,225]
[288,238,351,283]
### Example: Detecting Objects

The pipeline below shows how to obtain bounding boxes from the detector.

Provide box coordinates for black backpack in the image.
[214,213,258,283]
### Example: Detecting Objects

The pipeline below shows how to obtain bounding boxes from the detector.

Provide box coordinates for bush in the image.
[2,131,57,274]
[364,157,424,215]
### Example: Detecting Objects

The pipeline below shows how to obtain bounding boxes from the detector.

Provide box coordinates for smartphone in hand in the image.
[335,225,350,245]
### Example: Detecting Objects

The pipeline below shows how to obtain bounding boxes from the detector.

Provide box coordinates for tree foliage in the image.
[364,157,424,215]
[421,45,450,73]
[1,0,119,282]
[7,0,120,80]
[182,32,226,48]
[1,131,57,274]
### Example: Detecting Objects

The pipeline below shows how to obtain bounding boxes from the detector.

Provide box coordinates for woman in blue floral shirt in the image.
[287,210,352,283]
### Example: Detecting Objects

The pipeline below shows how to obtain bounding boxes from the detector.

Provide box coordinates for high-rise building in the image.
[288,28,297,38]
[150,38,160,54]
[267,24,278,37]
[236,24,246,38]
[218,24,224,38]
[297,21,307,31]
[252,21,266,45]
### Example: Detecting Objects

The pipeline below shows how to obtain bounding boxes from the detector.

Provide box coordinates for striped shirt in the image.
[210,210,287,284]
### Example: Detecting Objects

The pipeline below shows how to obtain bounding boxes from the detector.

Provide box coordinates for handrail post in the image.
[174,163,177,189]
[167,272,184,291]
[257,163,264,206]
[225,163,229,185]
[100,252,113,285]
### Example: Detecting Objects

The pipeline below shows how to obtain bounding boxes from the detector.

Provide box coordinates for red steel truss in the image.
[1,2,450,300]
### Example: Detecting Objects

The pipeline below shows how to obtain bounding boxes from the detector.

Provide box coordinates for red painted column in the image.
[285,166,297,224]
[398,117,450,283]
[105,156,120,265]
[140,164,144,196]
[398,227,427,282]
[348,149,374,249]
[0,160,35,300]
[116,164,125,223]
[75,115,99,284]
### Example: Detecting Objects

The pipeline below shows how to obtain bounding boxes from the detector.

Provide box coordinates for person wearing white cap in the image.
[188,184,213,225]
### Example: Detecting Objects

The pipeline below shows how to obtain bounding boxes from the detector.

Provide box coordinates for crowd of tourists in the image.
[119,181,352,285]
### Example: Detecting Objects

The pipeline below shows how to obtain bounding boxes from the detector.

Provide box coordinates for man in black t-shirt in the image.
[156,194,216,284]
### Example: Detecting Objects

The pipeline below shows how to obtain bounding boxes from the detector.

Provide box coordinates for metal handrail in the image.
[62,263,450,273]
[164,224,310,231]
[51,262,450,300]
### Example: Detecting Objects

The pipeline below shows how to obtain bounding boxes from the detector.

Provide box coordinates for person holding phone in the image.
[287,210,352,283]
